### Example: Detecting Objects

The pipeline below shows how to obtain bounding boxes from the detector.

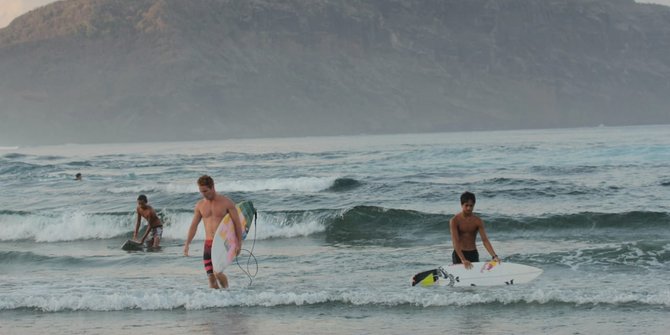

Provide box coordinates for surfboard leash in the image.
[236,209,259,286]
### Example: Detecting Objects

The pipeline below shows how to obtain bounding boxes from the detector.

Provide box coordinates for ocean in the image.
[1,125,669,334]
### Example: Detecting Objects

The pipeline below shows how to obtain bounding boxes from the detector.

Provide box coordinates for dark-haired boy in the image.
[450,191,500,269]
[133,194,163,248]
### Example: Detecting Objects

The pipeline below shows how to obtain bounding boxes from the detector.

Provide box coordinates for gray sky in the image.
[1,0,670,28]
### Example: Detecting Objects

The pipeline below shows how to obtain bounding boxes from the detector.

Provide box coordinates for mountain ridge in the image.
[1,0,669,145]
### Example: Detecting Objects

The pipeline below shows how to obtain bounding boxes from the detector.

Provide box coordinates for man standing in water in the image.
[184,175,243,289]
[133,194,163,248]
[450,191,500,269]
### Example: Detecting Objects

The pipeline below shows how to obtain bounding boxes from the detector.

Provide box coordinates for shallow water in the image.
[1,125,669,334]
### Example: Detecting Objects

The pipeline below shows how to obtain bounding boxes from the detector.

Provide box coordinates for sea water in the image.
[1,125,669,334]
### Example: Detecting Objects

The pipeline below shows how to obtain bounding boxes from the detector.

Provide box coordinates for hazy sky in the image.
[1,0,670,28]
[0,0,57,28]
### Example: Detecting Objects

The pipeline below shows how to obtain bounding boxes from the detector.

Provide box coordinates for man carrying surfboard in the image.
[133,194,163,248]
[450,191,500,269]
[183,175,244,289]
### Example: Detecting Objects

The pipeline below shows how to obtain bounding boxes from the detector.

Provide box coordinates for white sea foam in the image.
[0,211,131,242]
[222,177,336,193]
[106,183,196,195]
[0,209,330,242]
[163,211,328,241]
[105,176,339,195]
[251,212,328,239]
[2,286,668,312]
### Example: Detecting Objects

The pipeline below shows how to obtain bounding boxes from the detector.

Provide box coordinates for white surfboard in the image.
[211,201,256,273]
[411,261,542,287]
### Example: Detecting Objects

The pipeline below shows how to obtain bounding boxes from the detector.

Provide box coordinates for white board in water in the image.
[411,261,542,287]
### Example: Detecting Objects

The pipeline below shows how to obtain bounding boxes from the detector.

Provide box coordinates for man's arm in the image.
[226,200,244,256]
[450,217,472,269]
[478,219,500,262]
[133,208,141,240]
[183,205,202,256]
[139,224,151,243]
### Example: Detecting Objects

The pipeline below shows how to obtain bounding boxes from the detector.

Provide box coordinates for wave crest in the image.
[2,287,668,312]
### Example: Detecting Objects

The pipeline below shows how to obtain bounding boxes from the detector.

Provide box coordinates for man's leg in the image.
[203,240,219,288]
[208,274,221,289]
[215,272,229,289]
[152,227,162,248]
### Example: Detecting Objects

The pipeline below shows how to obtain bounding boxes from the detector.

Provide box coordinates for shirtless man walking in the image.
[450,191,500,269]
[183,175,244,289]
[133,194,163,248]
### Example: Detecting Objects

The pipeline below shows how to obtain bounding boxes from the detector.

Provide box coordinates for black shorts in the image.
[452,249,479,264]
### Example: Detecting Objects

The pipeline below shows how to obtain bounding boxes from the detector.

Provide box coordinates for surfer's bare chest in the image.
[199,202,227,233]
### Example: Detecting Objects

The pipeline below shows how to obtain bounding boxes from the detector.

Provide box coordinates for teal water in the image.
[1,125,669,334]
